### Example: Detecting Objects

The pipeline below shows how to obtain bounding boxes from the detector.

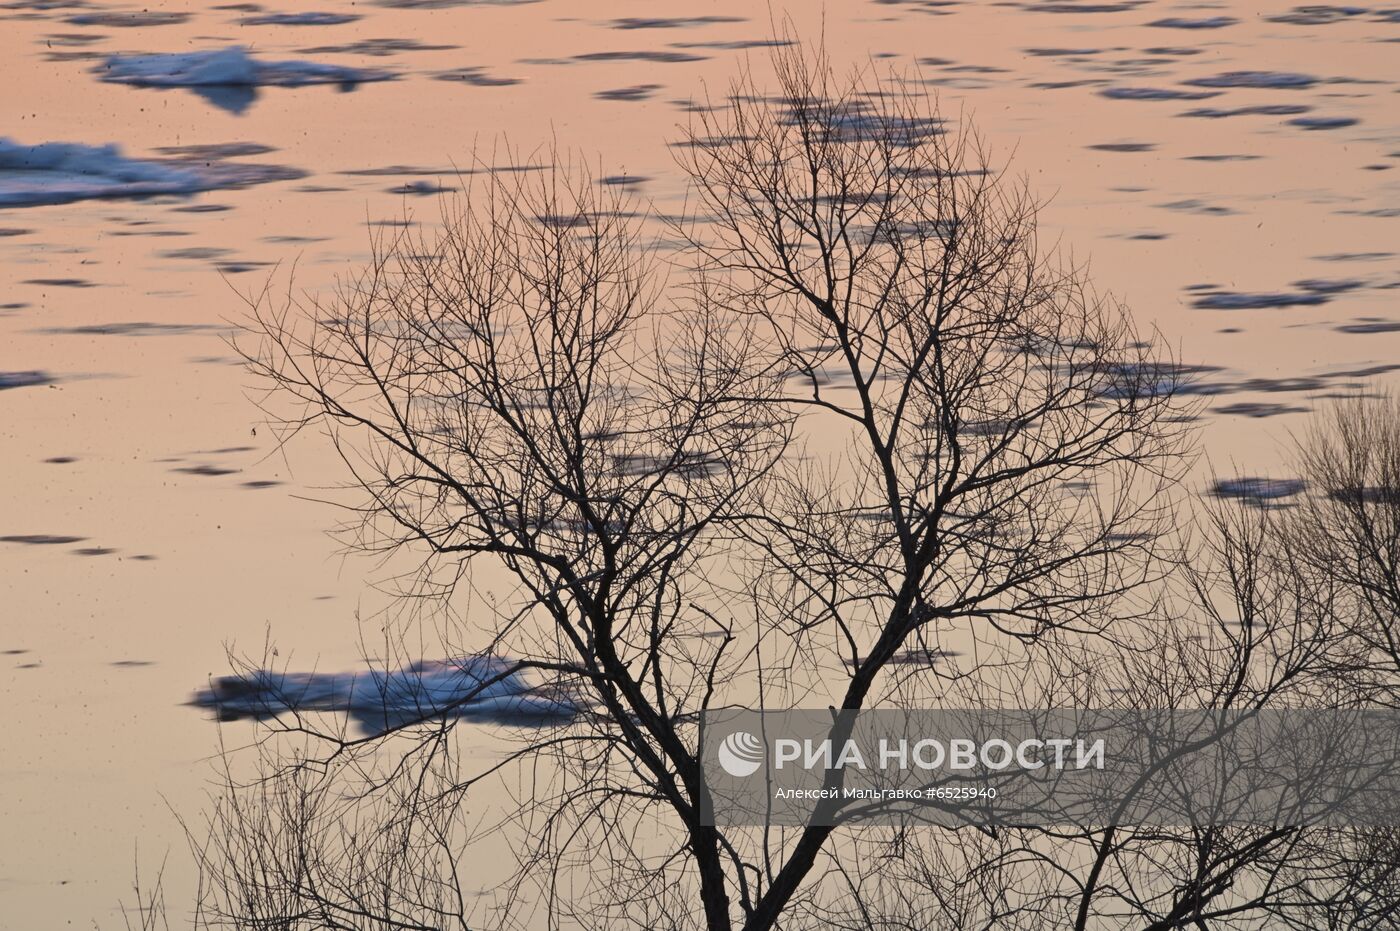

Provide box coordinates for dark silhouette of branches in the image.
[172,35,1400,931]
[1280,392,1400,702]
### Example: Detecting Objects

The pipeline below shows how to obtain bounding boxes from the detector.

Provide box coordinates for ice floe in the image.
[0,139,205,206]
[433,67,521,86]
[1269,6,1371,26]
[39,321,226,336]
[386,179,458,195]
[67,10,190,27]
[1291,278,1367,295]
[1211,477,1306,503]
[1212,402,1310,418]
[374,0,541,7]
[95,46,394,114]
[302,38,459,56]
[1191,290,1331,309]
[0,137,303,207]
[1181,104,1312,119]
[1290,116,1359,130]
[0,533,85,545]
[1147,16,1237,29]
[596,83,662,101]
[238,11,361,25]
[607,16,746,29]
[1096,361,1224,400]
[1338,321,1400,334]
[1329,486,1400,505]
[1100,86,1219,100]
[1028,2,1143,12]
[191,655,583,733]
[1185,71,1318,90]
[0,370,55,390]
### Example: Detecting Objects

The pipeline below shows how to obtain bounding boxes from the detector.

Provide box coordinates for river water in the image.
[0,0,1396,925]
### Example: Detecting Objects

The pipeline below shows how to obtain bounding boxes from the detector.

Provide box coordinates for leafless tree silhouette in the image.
[798,490,1398,930]
[172,38,1400,931]
[1279,391,1400,704]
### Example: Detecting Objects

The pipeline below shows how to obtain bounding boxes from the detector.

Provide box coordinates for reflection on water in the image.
[0,0,1396,924]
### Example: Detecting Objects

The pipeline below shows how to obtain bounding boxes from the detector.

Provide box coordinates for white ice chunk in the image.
[0,137,302,207]
[191,655,581,731]
[97,46,394,88]
[0,139,205,207]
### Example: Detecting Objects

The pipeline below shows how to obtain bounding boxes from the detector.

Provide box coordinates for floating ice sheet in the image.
[237,11,362,25]
[0,137,304,207]
[1184,70,1318,89]
[1211,477,1306,502]
[191,656,582,733]
[95,46,395,114]
[0,370,55,390]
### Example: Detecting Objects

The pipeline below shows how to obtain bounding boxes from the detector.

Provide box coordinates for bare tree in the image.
[182,38,1400,931]
[773,484,1399,931]
[1277,391,1400,702]
[661,40,1189,929]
